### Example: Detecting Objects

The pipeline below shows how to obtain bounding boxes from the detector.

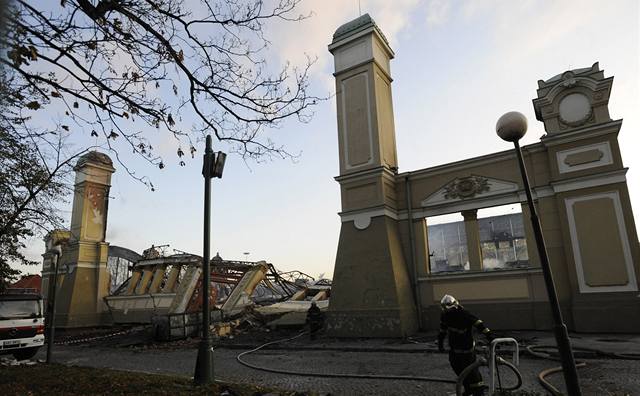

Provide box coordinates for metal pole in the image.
[513,141,582,396]
[45,251,60,364]
[194,135,215,385]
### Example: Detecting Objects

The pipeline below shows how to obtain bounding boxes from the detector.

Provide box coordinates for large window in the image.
[478,206,529,270]
[427,204,530,273]
[427,213,469,273]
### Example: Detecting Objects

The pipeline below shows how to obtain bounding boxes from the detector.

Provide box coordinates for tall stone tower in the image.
[42,151,115,327]
[533,63,640,330]
[327,15,417,337]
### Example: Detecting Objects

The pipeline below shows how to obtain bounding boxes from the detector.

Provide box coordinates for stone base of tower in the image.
[326,308,416,338]
[52,242,112,328]
[327,216,418,337]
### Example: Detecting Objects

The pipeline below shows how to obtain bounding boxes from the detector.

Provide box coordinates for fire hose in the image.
[236,331,457,384]
[237,333,527,395]
[237,333,528,395]
[454,338,523,396]
[455,355,522,396]
[526,344,640,396]
[237,332,640,395]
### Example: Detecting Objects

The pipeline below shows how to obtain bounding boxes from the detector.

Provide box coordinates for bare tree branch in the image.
[1,0,324,284]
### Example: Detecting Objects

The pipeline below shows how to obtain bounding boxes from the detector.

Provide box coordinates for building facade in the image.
[327,15,640,337]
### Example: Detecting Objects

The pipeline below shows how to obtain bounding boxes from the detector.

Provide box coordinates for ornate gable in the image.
[421,175,519,207]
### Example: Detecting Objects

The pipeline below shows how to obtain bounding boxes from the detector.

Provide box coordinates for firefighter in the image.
[438,294,495,396]
[306,301,324,340]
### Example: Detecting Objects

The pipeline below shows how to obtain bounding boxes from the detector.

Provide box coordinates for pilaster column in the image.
[462,209,483,271]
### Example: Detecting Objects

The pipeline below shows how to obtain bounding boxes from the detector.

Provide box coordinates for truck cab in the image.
[0,292,45,360]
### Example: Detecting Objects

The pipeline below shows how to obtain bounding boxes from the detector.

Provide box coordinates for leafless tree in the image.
[4,0,320,163]
[0,0,321,284]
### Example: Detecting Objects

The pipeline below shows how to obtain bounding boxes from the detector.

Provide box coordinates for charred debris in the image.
[105,245,330,341]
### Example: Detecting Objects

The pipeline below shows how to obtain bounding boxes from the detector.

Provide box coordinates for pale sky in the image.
[20,0,640,280]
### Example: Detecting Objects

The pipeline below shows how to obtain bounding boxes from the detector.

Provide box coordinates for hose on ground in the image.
[537,362,588,396]
[527,344,640,361]
[236,331,457,384]
[455,356,523,396]
[238,334,638,393]
[456,358,486,396]
[526,343,640,395]
[495,356,523,391]
[612,352,640,360]
[527,344,588,395]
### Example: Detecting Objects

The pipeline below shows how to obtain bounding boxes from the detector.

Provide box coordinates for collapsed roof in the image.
[105,247,330,331]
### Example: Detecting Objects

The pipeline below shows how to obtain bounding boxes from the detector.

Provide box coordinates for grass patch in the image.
[0,363,307,395]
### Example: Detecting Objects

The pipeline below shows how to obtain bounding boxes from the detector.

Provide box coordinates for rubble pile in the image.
[103,248,330,341]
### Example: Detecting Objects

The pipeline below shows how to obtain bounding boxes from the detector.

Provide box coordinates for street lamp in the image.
[194,135,226,385]
[496,111,582,396]
[45,244,62,364]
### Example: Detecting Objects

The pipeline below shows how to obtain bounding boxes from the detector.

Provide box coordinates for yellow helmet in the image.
[440,294,459,311]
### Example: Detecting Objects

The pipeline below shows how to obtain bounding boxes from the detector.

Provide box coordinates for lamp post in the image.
[193,135,226,385]
[45,244,62,364]
[496,112,582,396]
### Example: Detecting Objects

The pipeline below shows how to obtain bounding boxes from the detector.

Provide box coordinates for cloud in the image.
[368,0,421,43]
[488,1,601,68]
[263,0,422,80]
[425,0,453,27]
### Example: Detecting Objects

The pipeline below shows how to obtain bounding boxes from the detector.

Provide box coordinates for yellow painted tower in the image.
[326,15,418,337]
[41,151,115,327]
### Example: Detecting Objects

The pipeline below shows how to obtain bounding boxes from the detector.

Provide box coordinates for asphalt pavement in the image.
[29,329,640,395]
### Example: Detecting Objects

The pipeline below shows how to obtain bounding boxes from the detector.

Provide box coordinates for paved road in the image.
[36,341,640,395]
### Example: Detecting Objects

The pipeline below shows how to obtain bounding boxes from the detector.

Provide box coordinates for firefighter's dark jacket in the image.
[438,307,493,352]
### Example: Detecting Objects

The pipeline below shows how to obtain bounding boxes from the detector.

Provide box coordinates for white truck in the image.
[0,292,45,360]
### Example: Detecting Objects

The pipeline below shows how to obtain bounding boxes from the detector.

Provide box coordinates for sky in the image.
[19,0,640,280]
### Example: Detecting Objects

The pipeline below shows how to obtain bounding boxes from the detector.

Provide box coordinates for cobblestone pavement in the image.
[35,335,640,396]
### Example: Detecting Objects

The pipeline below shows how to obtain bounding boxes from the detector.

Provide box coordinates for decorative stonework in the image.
[421,176,519,208]
[443,176,490,200]
[353,213,372,230]
[564,149,604,167]
[560,72,577,87]
[558,93,592,126]
[556,142,613,174]
[533,62,613,135]
[565,191,638,293]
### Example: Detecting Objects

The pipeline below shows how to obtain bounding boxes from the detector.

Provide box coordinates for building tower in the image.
[534,63,640,330]
[326,15,418,337]
[41,151,115,327]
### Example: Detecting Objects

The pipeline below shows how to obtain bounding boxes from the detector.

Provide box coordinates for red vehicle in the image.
[0,292,45,360]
